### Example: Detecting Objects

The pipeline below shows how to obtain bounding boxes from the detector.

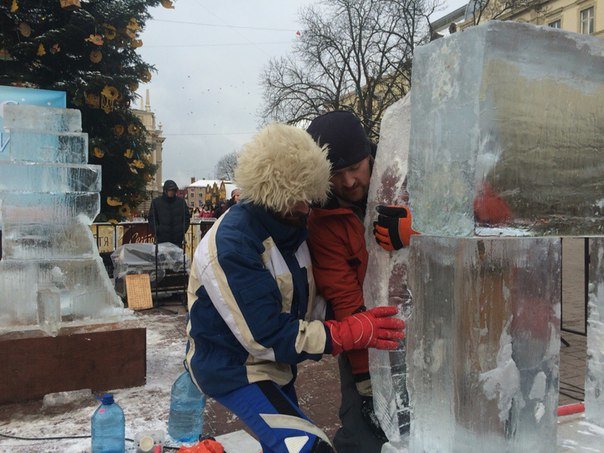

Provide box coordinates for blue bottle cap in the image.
[101,393,114,405]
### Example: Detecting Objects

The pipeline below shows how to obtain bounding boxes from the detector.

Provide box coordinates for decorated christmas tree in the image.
[0,0,175,221]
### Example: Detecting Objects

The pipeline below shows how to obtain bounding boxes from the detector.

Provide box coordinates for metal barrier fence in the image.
[91,219,216,264]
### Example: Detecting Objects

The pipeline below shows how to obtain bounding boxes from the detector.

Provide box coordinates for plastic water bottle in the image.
[168,370,206,442]
[91,393,125,453]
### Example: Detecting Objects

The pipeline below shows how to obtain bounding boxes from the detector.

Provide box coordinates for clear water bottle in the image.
[168,369,206,442]
[91,393,125,453]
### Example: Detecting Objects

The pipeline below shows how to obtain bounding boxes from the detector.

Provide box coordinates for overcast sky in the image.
[138,0,466,188]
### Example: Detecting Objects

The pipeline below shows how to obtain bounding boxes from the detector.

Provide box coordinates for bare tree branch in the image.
[214,151,239,180]
[261,0,441,140]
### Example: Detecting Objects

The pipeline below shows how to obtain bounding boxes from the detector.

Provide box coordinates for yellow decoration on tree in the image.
[128,81,139,92]
[123,149,134,159]
[114,124,125,136]
[85,34,104,46]
[140,69,152,83]
[36,43,46,56]
[93,147,105,158]
[160,0,175,9]
[10,0,18,13]
[119,205,131,217]
[127,18,141,31]
[103,24,117,40]
[130,39,143,49]
[131,159,145,169]
[85,92,100,108]
[127,124,138,135]
[100,85,120,113]
[59,0,81,10]
[89,49,102,63]
[18,22,31,37]
[106,197,123,207]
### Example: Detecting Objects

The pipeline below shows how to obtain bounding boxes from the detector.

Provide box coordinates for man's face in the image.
[330,156,371,203]
[166,189,176,198]
[232,190,241,203]
[277,201,310,227]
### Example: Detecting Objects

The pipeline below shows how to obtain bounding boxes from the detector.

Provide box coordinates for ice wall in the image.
[364,94,413,446]
[408,21,604,237]
[0,104,124,335]
[586,238,604,425]
[408,236,561,452]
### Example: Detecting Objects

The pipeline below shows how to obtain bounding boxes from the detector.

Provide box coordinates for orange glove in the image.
[324,306,404,355]
[373,205,419,251]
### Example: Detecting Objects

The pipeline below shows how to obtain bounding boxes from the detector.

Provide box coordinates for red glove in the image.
[325,306,405,355]
[373,205,419,251]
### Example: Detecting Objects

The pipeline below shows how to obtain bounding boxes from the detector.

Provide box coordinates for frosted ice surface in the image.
[408,236,561,452]
[364,94,412,444]
[1,130,88,164]
[586,238,604,426]
[0,103,124,334]
[407,21,604,237]
[3,103,82,132]
[0,162,101,192]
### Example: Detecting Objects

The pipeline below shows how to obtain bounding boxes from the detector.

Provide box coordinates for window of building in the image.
[548,19,561,28]
[580,7,594,34]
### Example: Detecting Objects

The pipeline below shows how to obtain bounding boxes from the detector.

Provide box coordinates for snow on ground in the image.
[0,310,191,452]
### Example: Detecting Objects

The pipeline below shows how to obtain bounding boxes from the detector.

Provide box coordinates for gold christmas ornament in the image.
[60,0,81,10]
[89,49,102,63]
[130,39,143,49]
[106,197,123,207]
[100,85,120,113]
[103,24,117,40]
[85,34,104,46]
[160,0,175,8]
[85,92,100,108]
[93,146,105,158]
[50,43,61,54]
[114,124,125,136]
[128,81,139,92]
[119,205,131,217]
[123,149,134,159]
[127,124,138,135]
[0,48,12,61]
[127,18,140,31]
[10,0,18,13]
[36,43,46,56]
[140,69,152,83]
[18,22,31,37]
[132,159,145,169]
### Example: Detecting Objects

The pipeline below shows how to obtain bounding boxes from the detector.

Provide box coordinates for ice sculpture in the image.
[408,236,561,452]
[586,238,604,425]
[0,104,124,336]
[407,21,604,237]
[363,94,412,446]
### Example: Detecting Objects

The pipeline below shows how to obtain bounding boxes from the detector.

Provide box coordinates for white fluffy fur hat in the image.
[235,123,332,213]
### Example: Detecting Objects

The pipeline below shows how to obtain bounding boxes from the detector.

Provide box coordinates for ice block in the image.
[363,94,413,444]
[0,103,124,334]
[408,236,561,452]
[586,238,604,426]
[1,130,88,164]
[407,21,604,237]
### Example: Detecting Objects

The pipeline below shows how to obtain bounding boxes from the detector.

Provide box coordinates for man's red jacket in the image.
[307,206,370,375]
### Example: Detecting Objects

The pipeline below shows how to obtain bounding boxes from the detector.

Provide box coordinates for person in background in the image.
[200,201,214,219]
[306,111,417,452]
[148,180,190,246]
[226,188,241,209]
[186,123,405,453]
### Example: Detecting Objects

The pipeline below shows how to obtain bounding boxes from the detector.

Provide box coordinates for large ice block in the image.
[408,236,561,452]
[363,94,412,445]
[0,161,101,193]
[586,238,604,426]
[407,21,604,237]
[0,129,88,164]
[3,103,82,132]
[0,102,125,334]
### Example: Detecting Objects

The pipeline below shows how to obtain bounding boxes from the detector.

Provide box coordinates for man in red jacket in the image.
[307,111,414,452]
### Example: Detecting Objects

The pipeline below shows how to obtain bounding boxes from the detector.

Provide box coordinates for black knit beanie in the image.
[306,111,371,171]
